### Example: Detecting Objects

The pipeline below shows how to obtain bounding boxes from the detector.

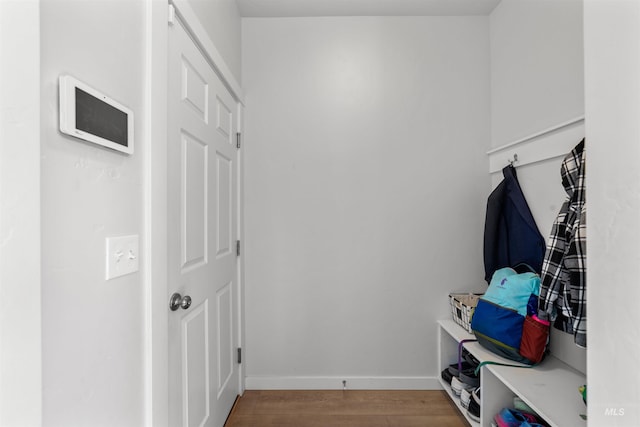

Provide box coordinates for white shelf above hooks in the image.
[488,116,585,173]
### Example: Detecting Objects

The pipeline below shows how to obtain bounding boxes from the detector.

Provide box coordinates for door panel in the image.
[216,152,232,257]
[182,301,210,427]
[216,282,233,396]
[182,132,208,270]
[168,16,239,427]
[181,57,209,123]
[216,97,232,140]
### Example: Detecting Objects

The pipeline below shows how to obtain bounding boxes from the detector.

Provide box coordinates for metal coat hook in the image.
[508,153,519,166]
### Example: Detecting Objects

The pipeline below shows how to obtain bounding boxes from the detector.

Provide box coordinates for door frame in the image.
[0,2,42,425]
[144,1,245,425]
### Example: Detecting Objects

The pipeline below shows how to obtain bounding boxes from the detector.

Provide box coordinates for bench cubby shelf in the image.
[437,319,587,427]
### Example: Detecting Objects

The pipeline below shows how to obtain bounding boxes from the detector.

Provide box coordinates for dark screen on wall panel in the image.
[75,87,128,147]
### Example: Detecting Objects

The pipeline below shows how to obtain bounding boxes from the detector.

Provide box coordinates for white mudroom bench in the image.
[437,319,587,427]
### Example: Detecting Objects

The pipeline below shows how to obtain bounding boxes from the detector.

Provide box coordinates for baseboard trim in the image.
[244,376,441,390]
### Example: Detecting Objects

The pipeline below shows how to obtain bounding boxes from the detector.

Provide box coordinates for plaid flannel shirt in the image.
[538,140,586,347]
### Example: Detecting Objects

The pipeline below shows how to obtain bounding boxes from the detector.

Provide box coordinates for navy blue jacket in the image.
[484,166,545,283]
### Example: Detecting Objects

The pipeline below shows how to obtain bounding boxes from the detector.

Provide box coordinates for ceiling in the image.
[236,0,502,17]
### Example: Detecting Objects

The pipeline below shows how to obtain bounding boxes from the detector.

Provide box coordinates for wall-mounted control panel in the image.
[59,75,134,154]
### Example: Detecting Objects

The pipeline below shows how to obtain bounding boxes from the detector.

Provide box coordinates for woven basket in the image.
[449,293,483,333]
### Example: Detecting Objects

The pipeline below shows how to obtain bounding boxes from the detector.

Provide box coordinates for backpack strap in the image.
[512,262,537,274]
[474,360,537,376]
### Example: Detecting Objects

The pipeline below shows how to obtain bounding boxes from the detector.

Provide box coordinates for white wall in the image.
[585,1,640,425]
[40,1,146,425]
[186,0,242,84]
[489,0,586,373]
[0,1,42,425]
[490,0,584,149]
[242,17,490,389]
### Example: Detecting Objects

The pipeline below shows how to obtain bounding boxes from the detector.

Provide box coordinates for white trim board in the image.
[236,103,246,395]
[144,1,169,426]
[245,376,441,390]
[0,2,42,425]
[488,118,585,173]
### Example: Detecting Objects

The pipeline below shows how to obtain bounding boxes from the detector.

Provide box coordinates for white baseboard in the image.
[244,376,442,390]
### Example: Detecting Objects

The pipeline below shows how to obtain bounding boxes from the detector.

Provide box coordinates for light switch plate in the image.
[105,235,139,280]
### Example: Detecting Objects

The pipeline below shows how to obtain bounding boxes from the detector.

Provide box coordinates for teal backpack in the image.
[471,267,548,365]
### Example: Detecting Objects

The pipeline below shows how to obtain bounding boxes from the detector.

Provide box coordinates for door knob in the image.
[180,295,192,310]
[169,292,192,311]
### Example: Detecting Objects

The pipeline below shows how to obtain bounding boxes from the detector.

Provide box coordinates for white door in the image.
[167,15,239,427]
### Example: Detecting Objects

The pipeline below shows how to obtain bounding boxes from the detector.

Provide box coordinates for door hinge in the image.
[237,348,242,364]
[168,4,176,25]
[236,132,241,149]
[236,240,241,257]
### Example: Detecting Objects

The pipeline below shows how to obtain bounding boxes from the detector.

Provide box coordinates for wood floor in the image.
[224,390,469,427]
